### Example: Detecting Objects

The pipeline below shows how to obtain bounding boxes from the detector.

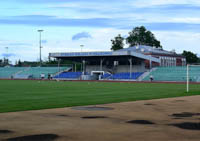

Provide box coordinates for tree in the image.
[17,59,22,67]
[182,51,199,64]
[111,34,124,51]
[3,58,9,66]
[126,26,162,48]
[0,59,3,67]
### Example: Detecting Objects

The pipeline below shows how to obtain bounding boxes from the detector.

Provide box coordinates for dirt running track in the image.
[0,96,200,141]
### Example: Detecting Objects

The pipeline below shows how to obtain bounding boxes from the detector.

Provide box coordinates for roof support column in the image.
[129,58,132,79]
[58,59,61,73]
[75,63,77,72]
[82,60,86,75]
[149,60,152,69]
[100,58,104,71]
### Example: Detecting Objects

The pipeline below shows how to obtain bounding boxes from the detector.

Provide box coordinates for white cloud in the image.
[155,31,200,54]
[132,0,200,7]
[170,17,200,24]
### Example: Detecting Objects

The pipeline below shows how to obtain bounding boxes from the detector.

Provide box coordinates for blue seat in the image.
[54,72,82,79]
[110,72,143,80]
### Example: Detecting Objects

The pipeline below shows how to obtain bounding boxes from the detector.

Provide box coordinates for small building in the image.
[120,45,186,68]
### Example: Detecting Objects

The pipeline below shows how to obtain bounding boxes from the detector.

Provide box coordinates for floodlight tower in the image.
[5,47,8,64]
[80,44,84,52]
[80,45,84,74]
[38,29,44,66]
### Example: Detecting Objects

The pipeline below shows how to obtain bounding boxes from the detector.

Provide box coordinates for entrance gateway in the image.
[91,71,105,80]
[81,71,106,80]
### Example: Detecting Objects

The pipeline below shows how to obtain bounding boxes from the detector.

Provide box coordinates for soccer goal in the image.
[187,64,200,92]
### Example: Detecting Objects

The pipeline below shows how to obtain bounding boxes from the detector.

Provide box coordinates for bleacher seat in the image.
[102,72,143,80]
[0,67,25,78]
[54,72,82,79]
[102,73,112,79]
[143,66,200,82]
[17,67,69,79]
[0,67,70,79]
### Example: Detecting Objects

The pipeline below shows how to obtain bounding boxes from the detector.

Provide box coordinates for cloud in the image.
[0,41,32,47]
[42,40,48,44]
[7,43,32,46]
[143,22,200,31]
[7,0,121,4]
[7,0,200,6]
[154,31,200,54]
[132,0,200,7]
[0,15,200,32]
[1,53,16,57]
[0,15,112,28]
[72,32,92,41]
[129,4,200,14]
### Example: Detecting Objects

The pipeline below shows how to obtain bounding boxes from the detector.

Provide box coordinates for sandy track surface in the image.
[1,96,200,141]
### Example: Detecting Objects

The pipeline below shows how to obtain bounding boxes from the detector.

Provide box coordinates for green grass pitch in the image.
[0,80,199,113]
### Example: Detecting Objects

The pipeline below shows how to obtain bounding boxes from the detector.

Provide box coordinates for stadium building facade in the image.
[49,45,186,80]
[120,46,186,68]
[50,45,186,70]
[49,47,159,73]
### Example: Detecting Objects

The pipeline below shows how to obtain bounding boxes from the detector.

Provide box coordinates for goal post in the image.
[186,64,200,93]
[187,64,189,93]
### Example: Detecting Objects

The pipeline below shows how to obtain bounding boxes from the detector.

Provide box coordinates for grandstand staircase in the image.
[13,67,31,79]
[13,69,24,77]
[137,68,157,81]
[52,67,72,78]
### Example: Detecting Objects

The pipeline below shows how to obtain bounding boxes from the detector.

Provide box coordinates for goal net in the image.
[187,64,200,92]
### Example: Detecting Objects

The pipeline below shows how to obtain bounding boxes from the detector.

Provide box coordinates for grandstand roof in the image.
[49,49,161,63]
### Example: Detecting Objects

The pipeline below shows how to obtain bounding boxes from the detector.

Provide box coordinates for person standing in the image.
[150,75,154,82]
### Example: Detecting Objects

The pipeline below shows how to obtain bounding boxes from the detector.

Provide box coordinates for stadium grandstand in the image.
[1,45,198,82]
[0,45,199,82]
[48,45,197,82]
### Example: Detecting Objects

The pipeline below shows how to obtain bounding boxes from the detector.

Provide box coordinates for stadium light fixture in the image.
[80,45,84,52]
[38,30,44,66]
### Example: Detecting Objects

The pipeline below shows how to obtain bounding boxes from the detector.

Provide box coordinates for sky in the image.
[0,0,200,63]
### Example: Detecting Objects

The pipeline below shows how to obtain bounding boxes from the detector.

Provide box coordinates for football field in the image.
[0,80,199,113]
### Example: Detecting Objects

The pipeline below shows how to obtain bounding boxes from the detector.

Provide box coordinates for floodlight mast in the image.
[80,45,84,52]
[38,30,44,66]
[80,45,84,74]
[5,47,8,65]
